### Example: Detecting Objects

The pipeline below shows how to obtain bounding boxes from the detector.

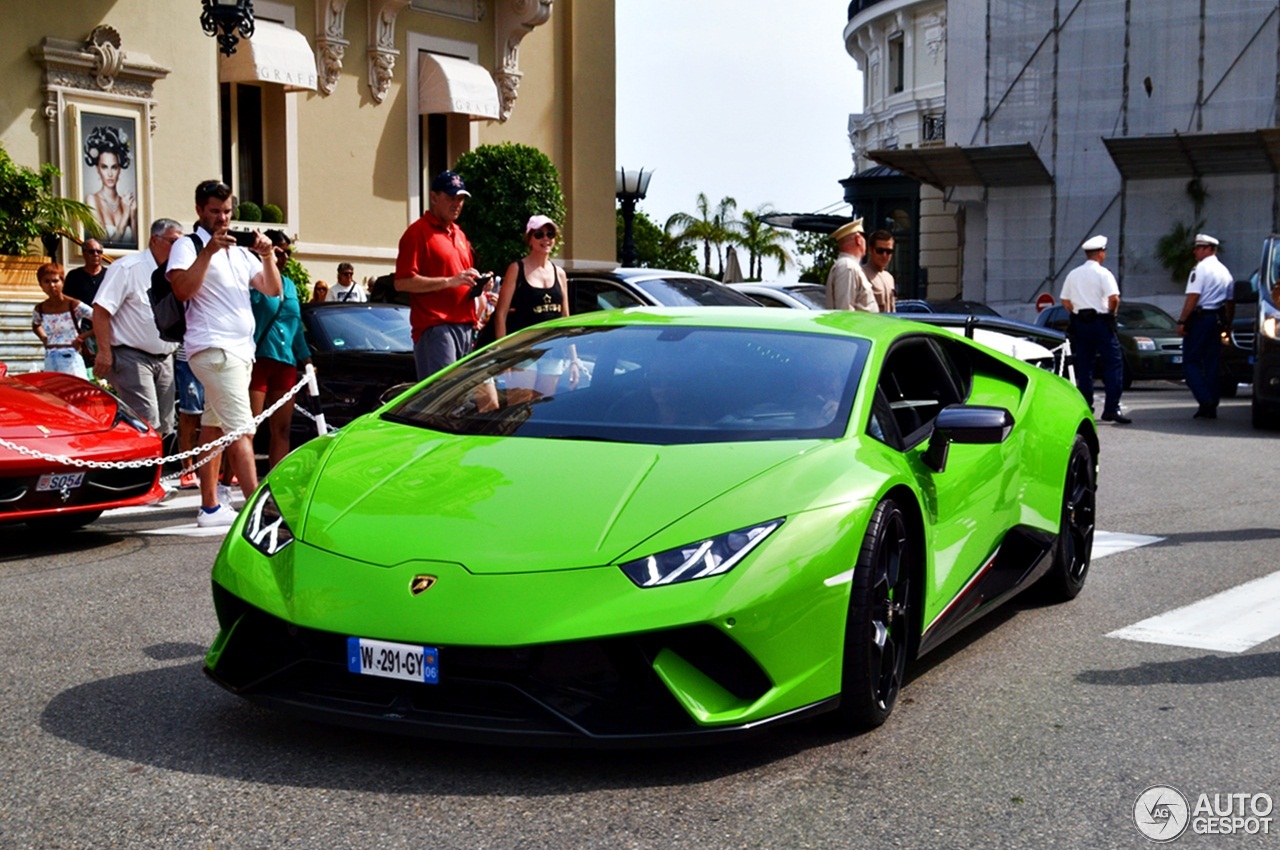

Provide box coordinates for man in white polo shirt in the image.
[91,217,182,438]
[167,180,281,527]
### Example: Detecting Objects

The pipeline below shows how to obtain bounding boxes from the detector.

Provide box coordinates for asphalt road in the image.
[2,382,1277,849]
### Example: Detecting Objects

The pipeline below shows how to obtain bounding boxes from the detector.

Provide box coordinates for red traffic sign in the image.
[1035,293,1055,313]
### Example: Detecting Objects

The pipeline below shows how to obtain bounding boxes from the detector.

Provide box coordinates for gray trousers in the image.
[110,346,175,437]
[413,322,474,380]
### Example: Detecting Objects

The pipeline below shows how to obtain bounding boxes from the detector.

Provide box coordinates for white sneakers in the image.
[217,483,240,508]
[196,503,239,528]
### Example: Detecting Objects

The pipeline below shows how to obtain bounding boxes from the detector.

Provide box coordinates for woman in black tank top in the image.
[493,215,579,403]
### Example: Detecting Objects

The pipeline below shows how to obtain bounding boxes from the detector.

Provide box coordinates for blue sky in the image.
[616,1,864,241]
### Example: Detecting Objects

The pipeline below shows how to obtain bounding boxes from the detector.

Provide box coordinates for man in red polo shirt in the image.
[395,170,494,379]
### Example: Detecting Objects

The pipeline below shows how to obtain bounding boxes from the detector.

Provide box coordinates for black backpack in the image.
[149,233,204,343]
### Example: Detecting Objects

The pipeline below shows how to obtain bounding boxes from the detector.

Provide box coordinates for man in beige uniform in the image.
[825,218,878,312]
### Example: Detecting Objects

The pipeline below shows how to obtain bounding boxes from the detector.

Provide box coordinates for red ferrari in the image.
[0,363,164,531]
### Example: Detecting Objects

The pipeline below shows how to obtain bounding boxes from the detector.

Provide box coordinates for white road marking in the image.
[141,524,232,538]
[1091,531,1163,559]
[1108,569,1280,653]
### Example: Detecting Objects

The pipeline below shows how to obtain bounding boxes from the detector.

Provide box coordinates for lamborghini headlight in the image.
[243,486,294,556]
[619,519,783,588]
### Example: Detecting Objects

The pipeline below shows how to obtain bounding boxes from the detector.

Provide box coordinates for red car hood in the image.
[0,373,123,438]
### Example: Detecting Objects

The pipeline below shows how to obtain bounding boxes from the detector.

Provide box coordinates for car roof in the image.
[544,305,965,347]
[566,267,716,284]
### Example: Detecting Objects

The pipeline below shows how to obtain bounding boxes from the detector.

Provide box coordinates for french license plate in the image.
[347,637,438,684]
[36,471,85,492]
[1171,355,1183,364]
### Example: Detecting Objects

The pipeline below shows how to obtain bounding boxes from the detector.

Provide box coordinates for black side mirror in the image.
[924,404,1015,473]
[1233,279,1257,303]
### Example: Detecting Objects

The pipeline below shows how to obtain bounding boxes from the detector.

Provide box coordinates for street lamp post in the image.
[616,166,653,268]
[201,0,256,57]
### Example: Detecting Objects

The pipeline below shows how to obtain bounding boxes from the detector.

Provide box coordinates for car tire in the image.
[839,498,914,728]
[1041,436,1095,601]
[1252,398,1280,430]
[25,510,103,533]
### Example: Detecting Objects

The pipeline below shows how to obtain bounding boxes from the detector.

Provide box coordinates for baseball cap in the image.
[430,171,471,197]
[525,214,558,234]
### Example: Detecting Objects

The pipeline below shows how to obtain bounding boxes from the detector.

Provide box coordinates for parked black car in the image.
[286,302,417,446]
[1252,237,1280,428]
[895,299,1002,316]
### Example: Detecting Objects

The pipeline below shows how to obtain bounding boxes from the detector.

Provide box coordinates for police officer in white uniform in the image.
[1177,233,1234,419]
[1061,234,1130,423]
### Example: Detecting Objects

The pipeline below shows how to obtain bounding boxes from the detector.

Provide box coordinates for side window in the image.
[872,337,964,446]
[571,280,644,315]
[750,293,789,308]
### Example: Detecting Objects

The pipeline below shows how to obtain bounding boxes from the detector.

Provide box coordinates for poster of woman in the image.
[79,113,138,251]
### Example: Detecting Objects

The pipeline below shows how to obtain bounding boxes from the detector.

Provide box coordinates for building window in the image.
[923,114,946,142]
[219,82,291,221]
[888,34,905,95]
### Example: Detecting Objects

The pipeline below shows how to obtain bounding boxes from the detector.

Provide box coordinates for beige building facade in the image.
[1,0,616,295]
[844,0,960,300]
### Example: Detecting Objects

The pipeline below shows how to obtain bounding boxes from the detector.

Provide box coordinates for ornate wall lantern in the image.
[201,0,256,57]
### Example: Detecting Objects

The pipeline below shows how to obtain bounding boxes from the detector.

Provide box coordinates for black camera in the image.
[229,230,257,248]
[467,272,495,298]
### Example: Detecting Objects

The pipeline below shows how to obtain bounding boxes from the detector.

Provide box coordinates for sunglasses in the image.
[197,180,231,194]
[530,228,557,240]
[873,247,894,256]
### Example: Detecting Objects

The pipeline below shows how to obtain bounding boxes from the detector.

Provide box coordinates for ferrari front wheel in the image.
[839,498,914,728]
[1042,436,1095,601]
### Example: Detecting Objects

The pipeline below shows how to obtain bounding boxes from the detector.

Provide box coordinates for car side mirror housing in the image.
[924,404,1015,473]
[1234,279,1257,303]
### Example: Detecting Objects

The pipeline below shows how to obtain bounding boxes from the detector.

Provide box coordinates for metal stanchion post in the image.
[304,363,328,436]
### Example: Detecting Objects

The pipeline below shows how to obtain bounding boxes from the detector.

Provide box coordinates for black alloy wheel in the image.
[840,498,914,728]
[1042,435,1095,601]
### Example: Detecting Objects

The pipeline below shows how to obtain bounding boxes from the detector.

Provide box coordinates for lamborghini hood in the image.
[299,418,815,573]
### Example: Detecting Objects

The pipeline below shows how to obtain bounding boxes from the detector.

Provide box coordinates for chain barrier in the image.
[0,364,330,473]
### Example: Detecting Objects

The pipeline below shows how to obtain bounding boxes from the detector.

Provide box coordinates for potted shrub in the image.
[0,142,103,297]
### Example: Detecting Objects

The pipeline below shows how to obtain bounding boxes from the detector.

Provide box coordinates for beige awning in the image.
[218,20,317,91]
[1103,130,1280,179]
[418,53,500,120]
[866,143,1053,190]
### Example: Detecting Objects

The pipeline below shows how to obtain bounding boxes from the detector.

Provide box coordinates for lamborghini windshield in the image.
[383,324,869,444]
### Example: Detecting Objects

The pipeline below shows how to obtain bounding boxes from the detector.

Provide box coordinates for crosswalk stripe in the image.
[1107,569,1280,653]
[1091,531,1162,559]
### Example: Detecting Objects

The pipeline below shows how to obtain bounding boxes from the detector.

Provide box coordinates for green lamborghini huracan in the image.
[205,307,1098,746]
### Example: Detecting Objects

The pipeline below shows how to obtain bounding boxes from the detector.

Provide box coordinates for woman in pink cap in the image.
[493,214,577,402]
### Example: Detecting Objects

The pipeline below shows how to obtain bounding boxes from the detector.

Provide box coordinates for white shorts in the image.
[188,347,255,435]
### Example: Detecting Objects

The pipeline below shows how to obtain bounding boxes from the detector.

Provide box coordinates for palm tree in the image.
[666,193,742,277]
[739,206,792,279]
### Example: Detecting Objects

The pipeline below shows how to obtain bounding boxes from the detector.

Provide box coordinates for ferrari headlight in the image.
[619,519,783,588]
[243,486,294,556]
[1133,336,1156,351]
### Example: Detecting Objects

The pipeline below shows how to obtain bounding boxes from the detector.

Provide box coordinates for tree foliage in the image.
[616,208,698,272]
[665,193,742,277]
[0,142,103,256]
[739,206,792,279]
[453,143,567,273]
[796,231,838,283]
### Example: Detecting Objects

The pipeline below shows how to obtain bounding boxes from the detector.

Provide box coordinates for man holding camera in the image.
[394,170,495,380]
[167,180,281,527]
